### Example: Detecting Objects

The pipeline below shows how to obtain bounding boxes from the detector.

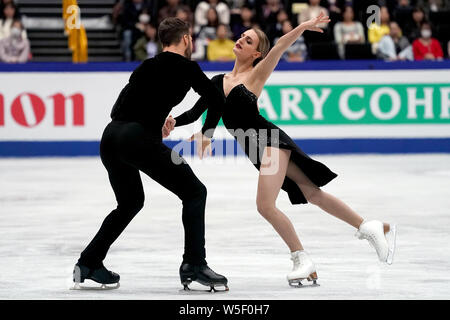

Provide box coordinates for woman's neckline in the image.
[221,74,258,99]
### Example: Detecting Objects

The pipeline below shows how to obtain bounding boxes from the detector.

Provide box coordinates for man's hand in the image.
[188,131,212,159]
[162,115,176,138]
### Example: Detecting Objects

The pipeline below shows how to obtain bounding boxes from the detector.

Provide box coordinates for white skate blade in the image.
[386,224,397,265]
[70,280,120,291]
[288,272,320,288]
[288,278,320,288]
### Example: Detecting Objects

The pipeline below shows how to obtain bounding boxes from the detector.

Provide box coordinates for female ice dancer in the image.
[165,12,397,286]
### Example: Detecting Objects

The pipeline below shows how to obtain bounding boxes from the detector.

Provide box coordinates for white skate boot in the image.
[355,220,397,265]
[287,250,319,287]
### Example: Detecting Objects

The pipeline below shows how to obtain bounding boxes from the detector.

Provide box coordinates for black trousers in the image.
[79,120,207,268]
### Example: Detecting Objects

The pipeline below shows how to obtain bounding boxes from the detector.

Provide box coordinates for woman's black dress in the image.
[175,74,338,204]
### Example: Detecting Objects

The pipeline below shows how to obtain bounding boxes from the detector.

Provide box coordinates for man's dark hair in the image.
[158,17,190,47]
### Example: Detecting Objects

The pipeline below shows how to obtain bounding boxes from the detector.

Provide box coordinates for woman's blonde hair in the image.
[251,28,270,66]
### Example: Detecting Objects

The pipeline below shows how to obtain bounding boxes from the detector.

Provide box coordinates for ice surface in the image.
[0,154,449,299]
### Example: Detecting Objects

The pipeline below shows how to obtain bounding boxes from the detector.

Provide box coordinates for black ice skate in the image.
[180,263,229,292]
[71,262,120,290]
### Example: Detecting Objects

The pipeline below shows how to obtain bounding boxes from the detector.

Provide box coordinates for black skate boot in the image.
[71,262,120,290]
[180,263,229,292]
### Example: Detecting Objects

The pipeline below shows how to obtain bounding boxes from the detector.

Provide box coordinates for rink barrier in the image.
[1,61,450,156]
[1,60,450,72]
[1,138,450,157]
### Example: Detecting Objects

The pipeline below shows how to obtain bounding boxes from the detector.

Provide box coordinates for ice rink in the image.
[0,154,449,300]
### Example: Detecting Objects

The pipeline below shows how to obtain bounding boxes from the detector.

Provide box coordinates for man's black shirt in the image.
[111,51,224,138]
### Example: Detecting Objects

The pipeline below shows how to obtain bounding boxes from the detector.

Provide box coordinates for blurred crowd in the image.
[0,0,30,63]
[0,0,449,63]
[113,0,450,62]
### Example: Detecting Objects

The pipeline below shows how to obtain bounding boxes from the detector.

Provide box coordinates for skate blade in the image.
[386,224,397,265]
[288,272,320,288]
[71,282,120,291]
[180,281,229,294]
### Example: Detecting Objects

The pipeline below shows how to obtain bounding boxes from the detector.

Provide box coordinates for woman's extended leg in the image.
[285,160,390,233]
[256,147,304,252]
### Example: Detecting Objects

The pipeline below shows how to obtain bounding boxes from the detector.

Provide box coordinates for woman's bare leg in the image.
[286,161,390,232]
[256,147,304,252]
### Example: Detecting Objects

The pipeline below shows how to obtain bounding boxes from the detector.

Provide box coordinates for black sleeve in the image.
[174,95,208,127]
[189,63,225,138]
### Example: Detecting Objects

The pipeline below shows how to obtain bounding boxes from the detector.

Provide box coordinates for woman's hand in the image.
[162,115,176,138]
[301,11,330,33]
[188,131,212,159]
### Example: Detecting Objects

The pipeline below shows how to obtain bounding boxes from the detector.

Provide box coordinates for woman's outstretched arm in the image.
[248,12,330,93]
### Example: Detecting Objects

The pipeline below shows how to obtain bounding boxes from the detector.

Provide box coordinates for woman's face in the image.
[343,7,354,21]
[277,10,288,23]
[217,25,227,39]
[233,29,261,63]
[4,5,15,19]
[421,25,432,39]
[241,8,253,22]
[207,8,218,25]
[145,25,156,39]
[176,9,188,22]
[380,7,390,24]
[413,10,424,23]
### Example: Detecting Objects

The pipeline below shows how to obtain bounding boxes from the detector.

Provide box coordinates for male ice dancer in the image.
[72,18,228,291]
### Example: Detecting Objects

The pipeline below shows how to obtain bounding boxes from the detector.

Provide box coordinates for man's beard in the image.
[184,41,192,59]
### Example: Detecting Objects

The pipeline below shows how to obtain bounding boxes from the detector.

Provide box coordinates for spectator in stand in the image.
[416,0,450,13]
[158,0,192,25]
[190,26,207,60]
[194,0,230,34]
[226,0,246,15]
[266,9,288,46]
[196,7,220,42]
[274,19,308,62]
[412,22,443,60]
[0,2,25,40]
[405,6,427,42]
[0,20,29,63]
[333,6,365,59]
[119,0,150,61]
[0,0,17,20]
[260,0,283,31]
[194,7,220,60]
[207,23,236,61]
[377,21,413,61]
[448,40,450,59]
[327,0,342,14]
[176,6,194,25]
[112,0,124,26]
[298,0,329,29]
[133,22,160,61]
[231,4,254,41]
[394,0,413,31]
[135,10,151,33]
[368,6,390,53]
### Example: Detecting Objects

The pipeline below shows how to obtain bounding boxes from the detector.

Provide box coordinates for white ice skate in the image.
[287,250,319,287]
[355,220,397,265]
